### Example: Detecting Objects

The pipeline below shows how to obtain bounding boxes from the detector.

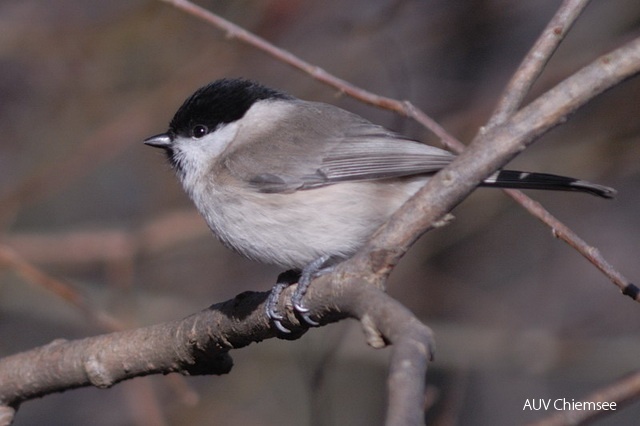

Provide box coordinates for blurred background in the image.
[1,0,639,424]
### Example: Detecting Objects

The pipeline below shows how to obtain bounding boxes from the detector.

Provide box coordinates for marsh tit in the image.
[144,78,615,332]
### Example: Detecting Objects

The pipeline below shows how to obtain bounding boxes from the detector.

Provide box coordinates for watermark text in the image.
[523,398,616,411]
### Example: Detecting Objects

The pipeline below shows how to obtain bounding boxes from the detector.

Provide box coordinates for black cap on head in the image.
[168,78,293,138]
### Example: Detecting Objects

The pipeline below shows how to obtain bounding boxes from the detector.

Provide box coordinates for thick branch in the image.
[0,301,240,407]
[0,274,433,425]
[302,275,434,426]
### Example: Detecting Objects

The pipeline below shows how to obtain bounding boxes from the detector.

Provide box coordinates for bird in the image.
[144,78,615,332]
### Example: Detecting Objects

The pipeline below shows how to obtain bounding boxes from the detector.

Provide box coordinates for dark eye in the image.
[192,124,208,138]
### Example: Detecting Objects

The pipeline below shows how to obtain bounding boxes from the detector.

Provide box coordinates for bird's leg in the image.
[266,255,334,332]
[292,254,334,326]
[266,269,300,334]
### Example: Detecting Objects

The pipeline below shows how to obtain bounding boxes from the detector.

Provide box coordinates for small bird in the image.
[145,78,615,331]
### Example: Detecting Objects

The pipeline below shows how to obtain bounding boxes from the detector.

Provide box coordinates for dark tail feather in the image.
[481,170,616,199]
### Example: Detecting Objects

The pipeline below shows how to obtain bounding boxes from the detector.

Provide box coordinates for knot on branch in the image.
[361,313,389,349]
[84,354,117,388]
[0,405,15,426]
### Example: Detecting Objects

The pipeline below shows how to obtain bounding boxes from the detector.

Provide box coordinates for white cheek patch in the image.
[181,121,239,158]
[172,121,239,190]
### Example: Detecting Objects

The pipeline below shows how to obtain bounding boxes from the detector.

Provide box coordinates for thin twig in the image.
[0,51,221,221]
[505,189,638,301]
[3,210,206,265]
[159,0,460,150]
[0,244,126,330]
[487,0,592,128]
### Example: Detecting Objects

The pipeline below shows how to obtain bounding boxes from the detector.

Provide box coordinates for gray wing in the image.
[307,123,454,187]
[224,100,456,193]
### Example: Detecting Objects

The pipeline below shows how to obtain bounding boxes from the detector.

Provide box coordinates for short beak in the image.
[144,133,172,148]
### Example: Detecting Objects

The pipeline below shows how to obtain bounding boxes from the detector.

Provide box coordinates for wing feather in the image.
[225,100,455,193]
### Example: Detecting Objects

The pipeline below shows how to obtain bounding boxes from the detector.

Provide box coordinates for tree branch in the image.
[526,370,640,426]
[0,244,126,331]
[504,189,638,301]
[0,273,433,426]
[487,0,592,128]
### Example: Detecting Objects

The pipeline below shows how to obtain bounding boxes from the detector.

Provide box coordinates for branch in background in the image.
[0,245,125,331]
[0,51,227,224]
[526,370,640,426]
[505,189,638,301]
[3,210,206,266]
[0,102,154,222]
[159,0,460,150]
[486,0,592,128]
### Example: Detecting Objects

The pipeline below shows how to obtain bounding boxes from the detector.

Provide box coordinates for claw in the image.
[273,319,292,334]
[266,257,335,331]
[266,281,288,320]
[292,301,309,313]
[300,312,320,327]
[266,271,300,333]
[290,255,334,327]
